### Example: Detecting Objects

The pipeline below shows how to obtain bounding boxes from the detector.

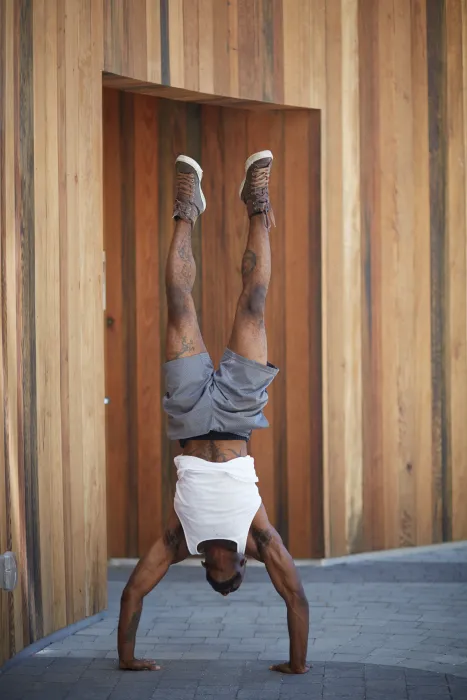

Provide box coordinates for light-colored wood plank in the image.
[168,0,185,88]
[394,0,416,548]
[341,0,363,553]
[34,0,66,635]
[183,0,199,91]
[379,0,400,550]
[324,0,346,556]
[228,0,239,98]
[198,0,214,94]
[146,0,161,83]
[410,0,432,545]
[446,0,467,542]
[64,0,85,622]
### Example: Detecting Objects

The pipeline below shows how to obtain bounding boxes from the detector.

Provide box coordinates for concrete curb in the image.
[0,611,105,674]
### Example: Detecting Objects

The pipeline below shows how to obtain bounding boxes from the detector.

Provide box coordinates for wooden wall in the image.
[103,0,467,557]
[103,89,323,560]
[1,0,467,668]
[0,0,107,666]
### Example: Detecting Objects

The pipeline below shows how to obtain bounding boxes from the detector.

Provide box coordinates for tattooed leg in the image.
[228,214,271,364]
[165,219,206,361]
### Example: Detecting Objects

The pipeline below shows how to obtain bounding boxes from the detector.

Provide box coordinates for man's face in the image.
[202,554,247,596]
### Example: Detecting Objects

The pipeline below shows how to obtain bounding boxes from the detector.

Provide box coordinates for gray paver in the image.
[1,546,467,698]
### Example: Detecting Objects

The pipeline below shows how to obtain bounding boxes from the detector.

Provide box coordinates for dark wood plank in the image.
[426,0,448,542]
[120,92,139,556]
[103,88,129,558]
[16,0,43,642]
[284,111,312,557]
[134,94,162,554]
[308,110,324,558]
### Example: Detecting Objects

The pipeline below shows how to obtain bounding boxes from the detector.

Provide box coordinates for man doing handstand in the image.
[117,150,310,675]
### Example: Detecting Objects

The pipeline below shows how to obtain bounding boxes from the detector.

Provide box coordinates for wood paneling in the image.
[103,90,324,559]
[103,0,325,108]
[0,0,106,667]
[2,0,467,667]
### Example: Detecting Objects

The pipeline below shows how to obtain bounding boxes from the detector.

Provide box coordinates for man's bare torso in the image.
[181,439,248,462]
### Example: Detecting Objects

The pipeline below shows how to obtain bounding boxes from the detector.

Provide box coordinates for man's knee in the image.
[240,284,267,321]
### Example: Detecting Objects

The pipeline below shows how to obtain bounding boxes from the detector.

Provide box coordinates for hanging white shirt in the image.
[173,455,262,556]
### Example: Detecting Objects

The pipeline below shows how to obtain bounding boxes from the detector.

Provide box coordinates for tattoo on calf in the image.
[241,249,257,277]
[251,526,273,556]
[125,609,142,642]
[177,238,193,262]
[172,335,195,359]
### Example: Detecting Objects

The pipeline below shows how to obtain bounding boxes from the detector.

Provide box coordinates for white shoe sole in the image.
[176,155,206,212]
[238,150,274,199]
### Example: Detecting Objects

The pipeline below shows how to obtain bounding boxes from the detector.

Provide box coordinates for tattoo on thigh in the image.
[171,336,195,359]
[241,249,257,277]
[251,526,273,556]
[125,610,142,642]
[163,524,184,553]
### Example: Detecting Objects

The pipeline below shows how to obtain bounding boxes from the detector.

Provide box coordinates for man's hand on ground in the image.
[270,662,311,675]
[119,658,161,671]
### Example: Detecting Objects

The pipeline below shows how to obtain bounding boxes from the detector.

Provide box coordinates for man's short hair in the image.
[205,570,242,594]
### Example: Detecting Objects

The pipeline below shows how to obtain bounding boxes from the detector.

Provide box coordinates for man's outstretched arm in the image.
[118,510,187,670]
[247,506,310,674]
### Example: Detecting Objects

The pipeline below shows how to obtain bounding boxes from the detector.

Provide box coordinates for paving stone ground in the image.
[1,544,466,699]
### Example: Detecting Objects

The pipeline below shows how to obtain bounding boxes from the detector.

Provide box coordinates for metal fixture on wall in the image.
[0,552,18,591]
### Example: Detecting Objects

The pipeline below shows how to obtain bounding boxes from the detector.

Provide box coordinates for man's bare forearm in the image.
[118,591,142,662]
[287,593,309,671]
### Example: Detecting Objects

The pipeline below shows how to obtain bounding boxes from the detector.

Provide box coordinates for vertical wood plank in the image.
[34,0,67,634]
[160,0,170,85]
[341,0,363,553]
[324,0,346,555]
[63,0,86,620]
[284,111,312,557]
[183,0,199,91]
[146,0,161,84]
[227,0,240,98]
[446,0,467,542]
[121,93,139,556]
[103,89,128,558]
[198,0,214,94]
[410,0,433,545]
[359,0,384,551]
[426,0,447,542]
[127,0,148,80]
[168,0,185,88]
[134,94,163,554]
[16,0,43,641]
[238,0,262,101]
[213,0,230,96]
[394,0,416,547]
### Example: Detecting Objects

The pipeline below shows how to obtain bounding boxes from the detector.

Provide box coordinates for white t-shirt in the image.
[173,455,262,555]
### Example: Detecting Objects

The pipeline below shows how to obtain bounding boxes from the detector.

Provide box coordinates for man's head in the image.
[201,543,247,596]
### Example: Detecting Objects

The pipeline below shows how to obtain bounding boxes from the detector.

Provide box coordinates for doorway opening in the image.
[103,85,323,559]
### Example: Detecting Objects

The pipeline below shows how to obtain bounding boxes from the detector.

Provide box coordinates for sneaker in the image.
[173,155,206,225]
[239,150,275,228]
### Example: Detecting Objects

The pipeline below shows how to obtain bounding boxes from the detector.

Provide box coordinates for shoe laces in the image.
[177,172,195,200]
[250,165,270,196]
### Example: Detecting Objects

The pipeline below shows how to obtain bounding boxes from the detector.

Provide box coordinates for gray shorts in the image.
[162,348,279,440]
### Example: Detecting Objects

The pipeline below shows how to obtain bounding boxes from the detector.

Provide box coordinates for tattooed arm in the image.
[247,506,310,675]
[118,509,188,671]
